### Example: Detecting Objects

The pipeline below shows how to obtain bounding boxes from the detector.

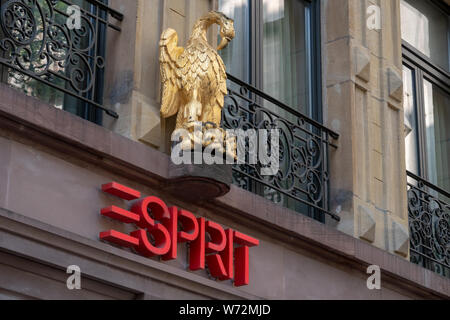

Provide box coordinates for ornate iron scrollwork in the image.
[222,74,340,222]
[407,171,450,278]
[0,0,122,117]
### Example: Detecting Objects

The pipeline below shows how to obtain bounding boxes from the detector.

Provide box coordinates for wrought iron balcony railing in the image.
[407,171,450,278]
[222,74,340,222]
[0,0,122,118]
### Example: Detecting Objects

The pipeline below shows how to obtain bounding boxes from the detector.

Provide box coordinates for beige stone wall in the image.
[323,0,409,258]
[103,0,411,259]
[104,0,214,153]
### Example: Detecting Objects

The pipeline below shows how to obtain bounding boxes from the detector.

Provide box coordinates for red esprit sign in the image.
[99,182,259,287]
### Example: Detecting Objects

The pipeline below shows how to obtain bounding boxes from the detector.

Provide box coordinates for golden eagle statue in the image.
[159,11,235,147]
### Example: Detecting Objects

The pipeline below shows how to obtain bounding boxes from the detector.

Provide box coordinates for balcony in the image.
[222,74,340,223]
[0,1,341,225]
[0,0,122,119]
[407,171,450,278]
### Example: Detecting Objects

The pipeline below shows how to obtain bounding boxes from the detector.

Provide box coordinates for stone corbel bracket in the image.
[163,162,232,202]
[353,45,371,90]
[358,205,376,243]
[387,67,404,109]
[391,218,410,257]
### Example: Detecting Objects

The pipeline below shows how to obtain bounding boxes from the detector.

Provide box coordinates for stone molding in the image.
[0,83,448,298]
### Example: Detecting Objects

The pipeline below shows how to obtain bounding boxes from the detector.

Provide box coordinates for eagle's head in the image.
[210,11,235,51]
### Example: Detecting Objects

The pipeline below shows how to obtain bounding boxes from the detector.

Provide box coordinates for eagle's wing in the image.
[159,28,184,118]
[209,52,228,108]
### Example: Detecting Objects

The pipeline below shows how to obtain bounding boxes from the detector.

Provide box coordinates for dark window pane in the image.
[262,0,310,115]
[218,0,251,83]
[401,0,450,71]
[423,80,450,194]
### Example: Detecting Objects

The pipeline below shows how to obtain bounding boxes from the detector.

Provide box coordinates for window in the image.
[0,0,113,124]
[218,0,321,120]
[401,0,450,72]
[402,0,450,278]
[401,0,450,193]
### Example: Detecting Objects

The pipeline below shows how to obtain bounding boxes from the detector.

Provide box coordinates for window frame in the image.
[222,0,322,122]
[401,0,450,183]
[218,0,326,222]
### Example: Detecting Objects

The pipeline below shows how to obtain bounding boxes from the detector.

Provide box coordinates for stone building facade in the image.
[0,0,448,299]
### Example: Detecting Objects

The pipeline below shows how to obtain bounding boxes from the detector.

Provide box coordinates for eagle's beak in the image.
[217,36,232,51]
